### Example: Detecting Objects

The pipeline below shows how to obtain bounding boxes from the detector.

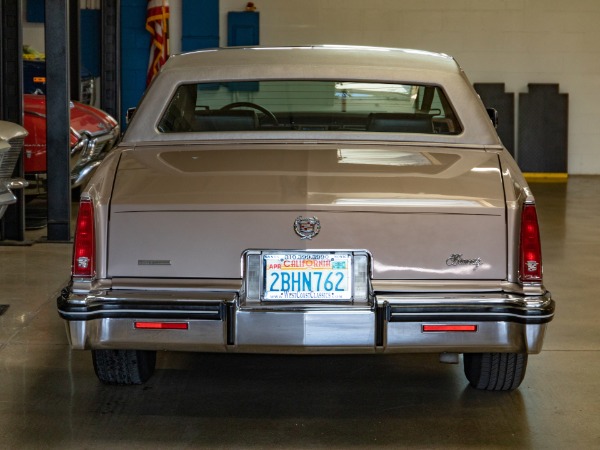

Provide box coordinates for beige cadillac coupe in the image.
[58,46,555,390]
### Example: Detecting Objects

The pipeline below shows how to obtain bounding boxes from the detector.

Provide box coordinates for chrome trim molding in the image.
[58,284,554,354]
[381,291,554,325]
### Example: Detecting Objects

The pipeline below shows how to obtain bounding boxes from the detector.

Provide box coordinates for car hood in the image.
[69,101,118,135]
[23,94,117,135]
[107,143,507,280]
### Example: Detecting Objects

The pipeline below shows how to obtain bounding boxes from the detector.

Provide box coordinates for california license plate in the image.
[263,252,353,301]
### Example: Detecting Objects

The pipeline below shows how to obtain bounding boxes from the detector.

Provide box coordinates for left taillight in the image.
[72,198,95,278]
[519,202,543,283]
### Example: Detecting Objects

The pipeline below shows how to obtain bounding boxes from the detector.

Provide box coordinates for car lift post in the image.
[101,0,121,122]
[45,0,72,242]
[0,0,26,242]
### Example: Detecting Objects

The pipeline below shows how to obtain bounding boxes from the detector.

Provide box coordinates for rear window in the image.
[157,80,462,135]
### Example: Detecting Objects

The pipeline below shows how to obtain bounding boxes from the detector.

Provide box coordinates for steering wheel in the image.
[220,102,279,126]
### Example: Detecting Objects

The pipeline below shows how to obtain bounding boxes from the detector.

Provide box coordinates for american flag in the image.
[146,0,170,86]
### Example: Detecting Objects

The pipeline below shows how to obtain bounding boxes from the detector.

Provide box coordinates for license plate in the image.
[263,252,353,301]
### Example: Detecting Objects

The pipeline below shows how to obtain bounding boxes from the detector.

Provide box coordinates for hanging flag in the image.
[146,0,170,86]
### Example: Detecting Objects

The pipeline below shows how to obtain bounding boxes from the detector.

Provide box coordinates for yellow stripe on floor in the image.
[524,173,568,182]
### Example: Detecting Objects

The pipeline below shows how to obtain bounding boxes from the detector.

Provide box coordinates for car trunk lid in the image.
[107,144,506,280]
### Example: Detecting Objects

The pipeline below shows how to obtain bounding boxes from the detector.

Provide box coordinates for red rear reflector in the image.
[134,322,189,330]
[422,325,477,332]
[72,199,95,278]
[519,203,543,283]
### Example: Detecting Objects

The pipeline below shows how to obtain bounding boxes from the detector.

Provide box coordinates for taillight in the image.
[519,203,543,283]
[73,198,95,278]
[134,322,189,330]
[422,325,477,332]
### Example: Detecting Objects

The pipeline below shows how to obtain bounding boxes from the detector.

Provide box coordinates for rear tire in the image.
[92,349,157,385]
[463,352,527,391]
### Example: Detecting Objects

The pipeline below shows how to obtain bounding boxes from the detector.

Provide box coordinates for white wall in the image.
[20,0,600,173]
[221,0,600,174]
[22,21,44,52]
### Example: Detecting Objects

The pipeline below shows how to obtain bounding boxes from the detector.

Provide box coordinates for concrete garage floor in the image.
[0,177,599,449]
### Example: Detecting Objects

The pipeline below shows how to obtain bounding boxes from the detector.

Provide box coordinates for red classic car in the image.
[23,94,119,188]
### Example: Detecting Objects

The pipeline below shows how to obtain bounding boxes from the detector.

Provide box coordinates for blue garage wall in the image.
[120,0,150,126]
[26,0,45,23]
[182,0,219,51]
[81,9,101,77]
[120,0,219,127]
[227,11,259,46]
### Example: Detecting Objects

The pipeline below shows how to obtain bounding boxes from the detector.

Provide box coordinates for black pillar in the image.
[0,0,26,241]
[0,0,23,123]
[518,84,568,173]
[69,0,80,102]
[45,0,72,241]
[473,83,515,156]
[101,0,121,122]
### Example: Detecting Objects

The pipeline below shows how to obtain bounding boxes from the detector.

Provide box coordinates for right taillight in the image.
[519,203,543,283]
[72,198,96,278]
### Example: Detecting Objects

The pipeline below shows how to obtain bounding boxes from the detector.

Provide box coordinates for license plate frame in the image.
[261,251,354,301]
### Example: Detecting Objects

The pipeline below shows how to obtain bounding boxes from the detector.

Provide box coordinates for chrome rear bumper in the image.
[58,286,554,354]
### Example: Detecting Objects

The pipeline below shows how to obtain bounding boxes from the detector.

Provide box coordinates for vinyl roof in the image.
[164,45,460,75]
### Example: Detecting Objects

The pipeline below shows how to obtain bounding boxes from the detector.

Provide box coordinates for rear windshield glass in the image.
[158,80,462,135]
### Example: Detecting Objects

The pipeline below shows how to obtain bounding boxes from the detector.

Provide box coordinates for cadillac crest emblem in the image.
[294,216,321,240]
